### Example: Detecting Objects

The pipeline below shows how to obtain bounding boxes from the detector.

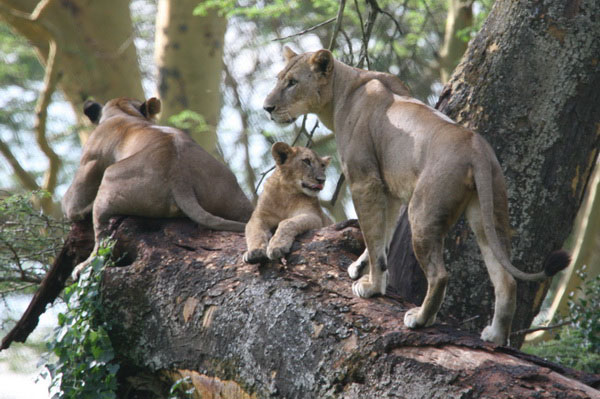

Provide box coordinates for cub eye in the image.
[302,158,311,166]
[287,78,298,88]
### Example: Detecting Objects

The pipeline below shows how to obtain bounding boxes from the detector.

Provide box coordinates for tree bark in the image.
[0,0,145,138]
[154,0,226,157]
[389,0,600,347]
[89,217,598,398]
[438,0,473,83]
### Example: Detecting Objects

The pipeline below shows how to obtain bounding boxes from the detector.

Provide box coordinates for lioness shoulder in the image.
[244,142,332,263]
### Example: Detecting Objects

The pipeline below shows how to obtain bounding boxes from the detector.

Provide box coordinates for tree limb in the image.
[273,17,336,42]
[328,0,346,50]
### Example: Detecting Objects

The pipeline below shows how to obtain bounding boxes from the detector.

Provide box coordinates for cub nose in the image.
[264,105,275,114]
[316,177,325,184]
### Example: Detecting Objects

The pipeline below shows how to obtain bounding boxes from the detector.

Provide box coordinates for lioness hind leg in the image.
[466,200,516,345]
[403,193,450,329]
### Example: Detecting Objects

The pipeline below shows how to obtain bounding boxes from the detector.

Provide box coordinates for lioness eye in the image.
[302,158,311,166]
[287,78,298,88]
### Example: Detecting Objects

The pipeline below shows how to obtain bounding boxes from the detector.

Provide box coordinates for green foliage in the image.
[168,110,210,135]
[523,268,600,373]
[0,191,68,296]
[168,376,196,399]
[43,241,120,399]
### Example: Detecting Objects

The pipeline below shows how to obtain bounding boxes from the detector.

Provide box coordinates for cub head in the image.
[83,97,161,124]
[271,142,331,197]
[263,47,334,124]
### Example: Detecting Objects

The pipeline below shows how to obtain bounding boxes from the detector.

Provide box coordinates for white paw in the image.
[403,307,436,329]
[71,261,89,282]
[480,325,507,345]
[348,259,367,280]
[351,275,382,298]
[403,307,421,329]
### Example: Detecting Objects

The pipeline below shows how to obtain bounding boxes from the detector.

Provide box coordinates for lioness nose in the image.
[316,177,325,184]
[264,105,275,114]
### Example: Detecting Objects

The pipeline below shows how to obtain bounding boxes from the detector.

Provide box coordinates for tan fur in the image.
[63,97,253,279]
[243,142,332,263]
[263,47,564,345]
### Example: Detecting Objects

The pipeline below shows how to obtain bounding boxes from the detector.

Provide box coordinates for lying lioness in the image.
[262,47,569,345]
[244,142,332,263]
[63,97,253,278]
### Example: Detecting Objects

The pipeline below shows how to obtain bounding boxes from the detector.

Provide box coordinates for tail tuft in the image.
[543,250,571,277]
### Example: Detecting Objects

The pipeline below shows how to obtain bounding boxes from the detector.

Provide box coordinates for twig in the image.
[510,320,572,337]
[328,0,346,50]
[330,174,346,207]
[273,17,337,42]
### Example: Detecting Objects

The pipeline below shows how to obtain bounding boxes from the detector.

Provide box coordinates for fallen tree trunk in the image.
[95,217,599,398]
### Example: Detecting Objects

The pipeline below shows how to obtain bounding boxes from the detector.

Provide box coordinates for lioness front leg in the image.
[244,217,271,263]
[267,213,322,260]
[348,249,368,280]
[348,177,389,298]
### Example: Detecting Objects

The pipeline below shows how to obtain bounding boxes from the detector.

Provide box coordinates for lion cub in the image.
[244,142,332,263]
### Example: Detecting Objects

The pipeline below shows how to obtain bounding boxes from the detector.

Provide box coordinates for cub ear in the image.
[322,156,332,166]
[140,97,161,119]
[309,49,333,76]
[83,100,102,124]
[271,142,293,166]
[283,46,298,62]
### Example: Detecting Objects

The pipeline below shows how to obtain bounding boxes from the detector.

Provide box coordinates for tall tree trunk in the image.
[389,0,600,347]
[0,0,145,140]
[154,0,226,157]
[438,0,473,83]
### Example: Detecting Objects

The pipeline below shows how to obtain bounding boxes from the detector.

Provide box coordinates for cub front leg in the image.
[267,213,322,260]
[244,216,271,263]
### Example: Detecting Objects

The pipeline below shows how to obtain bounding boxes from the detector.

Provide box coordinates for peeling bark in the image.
[390,0,600,347]
[89,217,599,398]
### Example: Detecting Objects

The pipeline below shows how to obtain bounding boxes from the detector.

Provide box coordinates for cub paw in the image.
[403,307,436,329]
[351,275,382,298]
[348,258,367,280]
[266,242,292,260]
[480,325,507,345]
[243,248,268,264]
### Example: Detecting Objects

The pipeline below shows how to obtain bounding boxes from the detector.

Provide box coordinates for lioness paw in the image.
[348,257,367,280]
[403,307,436,329]
[352,275,383,298]
[243,248,268,264]
[480,325,507,345]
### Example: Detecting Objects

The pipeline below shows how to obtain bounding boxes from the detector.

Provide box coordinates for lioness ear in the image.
[322,156,332,166]
[83,100,102,124]
[272,142,293,166]
[140,97,161,119]
[283,46,298,62]
[309,49,333,76]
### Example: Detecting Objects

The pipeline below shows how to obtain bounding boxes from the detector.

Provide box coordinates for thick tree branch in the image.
[0,139,40,191]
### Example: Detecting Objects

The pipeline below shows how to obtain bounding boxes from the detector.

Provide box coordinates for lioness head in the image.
[271,142,331,197]
[263,47,334,124]
[83,97,161,124]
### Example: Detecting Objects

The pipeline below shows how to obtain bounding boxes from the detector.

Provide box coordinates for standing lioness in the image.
[263,47,569,345]
[63,97,253,278]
